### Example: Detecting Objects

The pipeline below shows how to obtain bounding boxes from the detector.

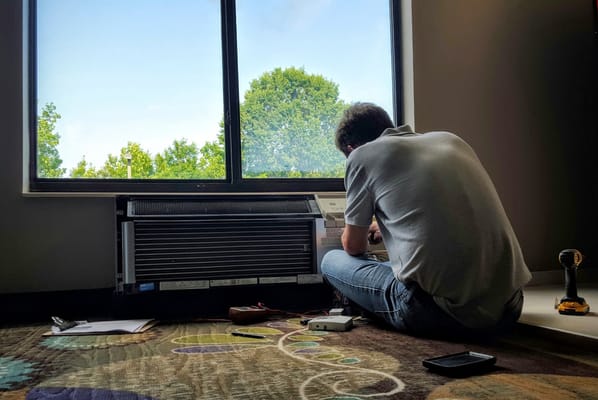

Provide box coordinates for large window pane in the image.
[36,0,225,180]
[236,0,394,178]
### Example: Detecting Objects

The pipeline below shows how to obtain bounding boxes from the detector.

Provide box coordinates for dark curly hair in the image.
[335,102,395,157]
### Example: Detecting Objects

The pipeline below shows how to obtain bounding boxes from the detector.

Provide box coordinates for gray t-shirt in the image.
[344,125,532,328]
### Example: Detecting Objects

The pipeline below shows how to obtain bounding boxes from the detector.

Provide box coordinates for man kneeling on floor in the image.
[321,102,532,339]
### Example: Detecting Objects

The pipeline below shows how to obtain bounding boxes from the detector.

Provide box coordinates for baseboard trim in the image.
[0,284,334,325]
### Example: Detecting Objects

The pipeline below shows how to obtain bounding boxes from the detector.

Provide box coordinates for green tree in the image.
[70,157,99,178]
[96,142,154,178]
[37,102,66,178]
[240,67,347,177]
[49,67,349,180]
[197,122,226,179]
[154,139,203,179]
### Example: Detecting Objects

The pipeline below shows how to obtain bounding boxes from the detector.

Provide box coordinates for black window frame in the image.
[27,0,403,193]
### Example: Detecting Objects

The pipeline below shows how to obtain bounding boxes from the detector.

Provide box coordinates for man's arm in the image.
[341,224,370,256]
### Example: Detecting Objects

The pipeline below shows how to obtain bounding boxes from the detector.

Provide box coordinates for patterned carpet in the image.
[1,317,597,399]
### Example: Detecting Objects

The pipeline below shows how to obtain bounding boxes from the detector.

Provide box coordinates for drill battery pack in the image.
[557,300,590,315]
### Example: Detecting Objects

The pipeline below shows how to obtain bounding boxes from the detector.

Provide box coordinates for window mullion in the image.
[28,0,39,187]
[390,0,403,126]
[221,0,242,184]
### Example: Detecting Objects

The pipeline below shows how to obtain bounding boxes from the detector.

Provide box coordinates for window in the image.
[29,0,401,193]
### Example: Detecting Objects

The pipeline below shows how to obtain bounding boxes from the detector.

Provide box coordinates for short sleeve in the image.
[344,155,374,227]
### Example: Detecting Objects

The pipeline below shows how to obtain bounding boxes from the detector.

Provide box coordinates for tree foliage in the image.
[97,143,154,179]
[51,67,350,180]
[197,126,226,179]
[154,139,204,179]
[240,67,346,177]
[70,158,98,178]
[37,102,66,178]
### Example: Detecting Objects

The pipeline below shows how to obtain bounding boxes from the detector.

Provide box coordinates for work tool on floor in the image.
[557,248,590,315]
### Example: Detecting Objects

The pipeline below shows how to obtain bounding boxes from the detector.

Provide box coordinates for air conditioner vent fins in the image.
[132,218,314,282]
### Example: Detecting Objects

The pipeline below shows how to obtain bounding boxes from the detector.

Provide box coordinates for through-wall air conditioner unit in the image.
[115,195,346,294]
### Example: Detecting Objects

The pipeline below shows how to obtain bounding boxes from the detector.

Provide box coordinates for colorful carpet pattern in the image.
[1,318,597,399]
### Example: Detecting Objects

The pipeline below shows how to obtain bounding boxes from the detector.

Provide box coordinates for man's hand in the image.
[368,222,383,245]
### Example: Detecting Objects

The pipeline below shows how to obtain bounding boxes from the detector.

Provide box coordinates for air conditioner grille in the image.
[130,199,313,216]
[133,218,314,282]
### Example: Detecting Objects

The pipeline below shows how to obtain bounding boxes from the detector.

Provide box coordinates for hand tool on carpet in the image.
[556,248,590,315]
[51,316,81,331]
[231,330,266,339]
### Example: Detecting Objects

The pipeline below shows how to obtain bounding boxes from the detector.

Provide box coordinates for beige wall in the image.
[1,1,115,293]
[411,1,597,272]
[0,1,596,293]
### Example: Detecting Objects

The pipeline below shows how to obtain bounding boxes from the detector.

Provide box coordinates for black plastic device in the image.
[423,351,496,374]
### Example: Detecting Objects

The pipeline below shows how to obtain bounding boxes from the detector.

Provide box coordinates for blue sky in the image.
[37,0,393,172]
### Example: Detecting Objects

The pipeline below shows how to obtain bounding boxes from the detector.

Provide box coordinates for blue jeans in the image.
[321,250,522,338]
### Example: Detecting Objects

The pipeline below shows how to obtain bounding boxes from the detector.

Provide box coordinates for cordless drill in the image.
[557,249,590,315]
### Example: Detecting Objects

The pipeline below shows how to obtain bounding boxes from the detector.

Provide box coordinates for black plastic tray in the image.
[422,351,496,374]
